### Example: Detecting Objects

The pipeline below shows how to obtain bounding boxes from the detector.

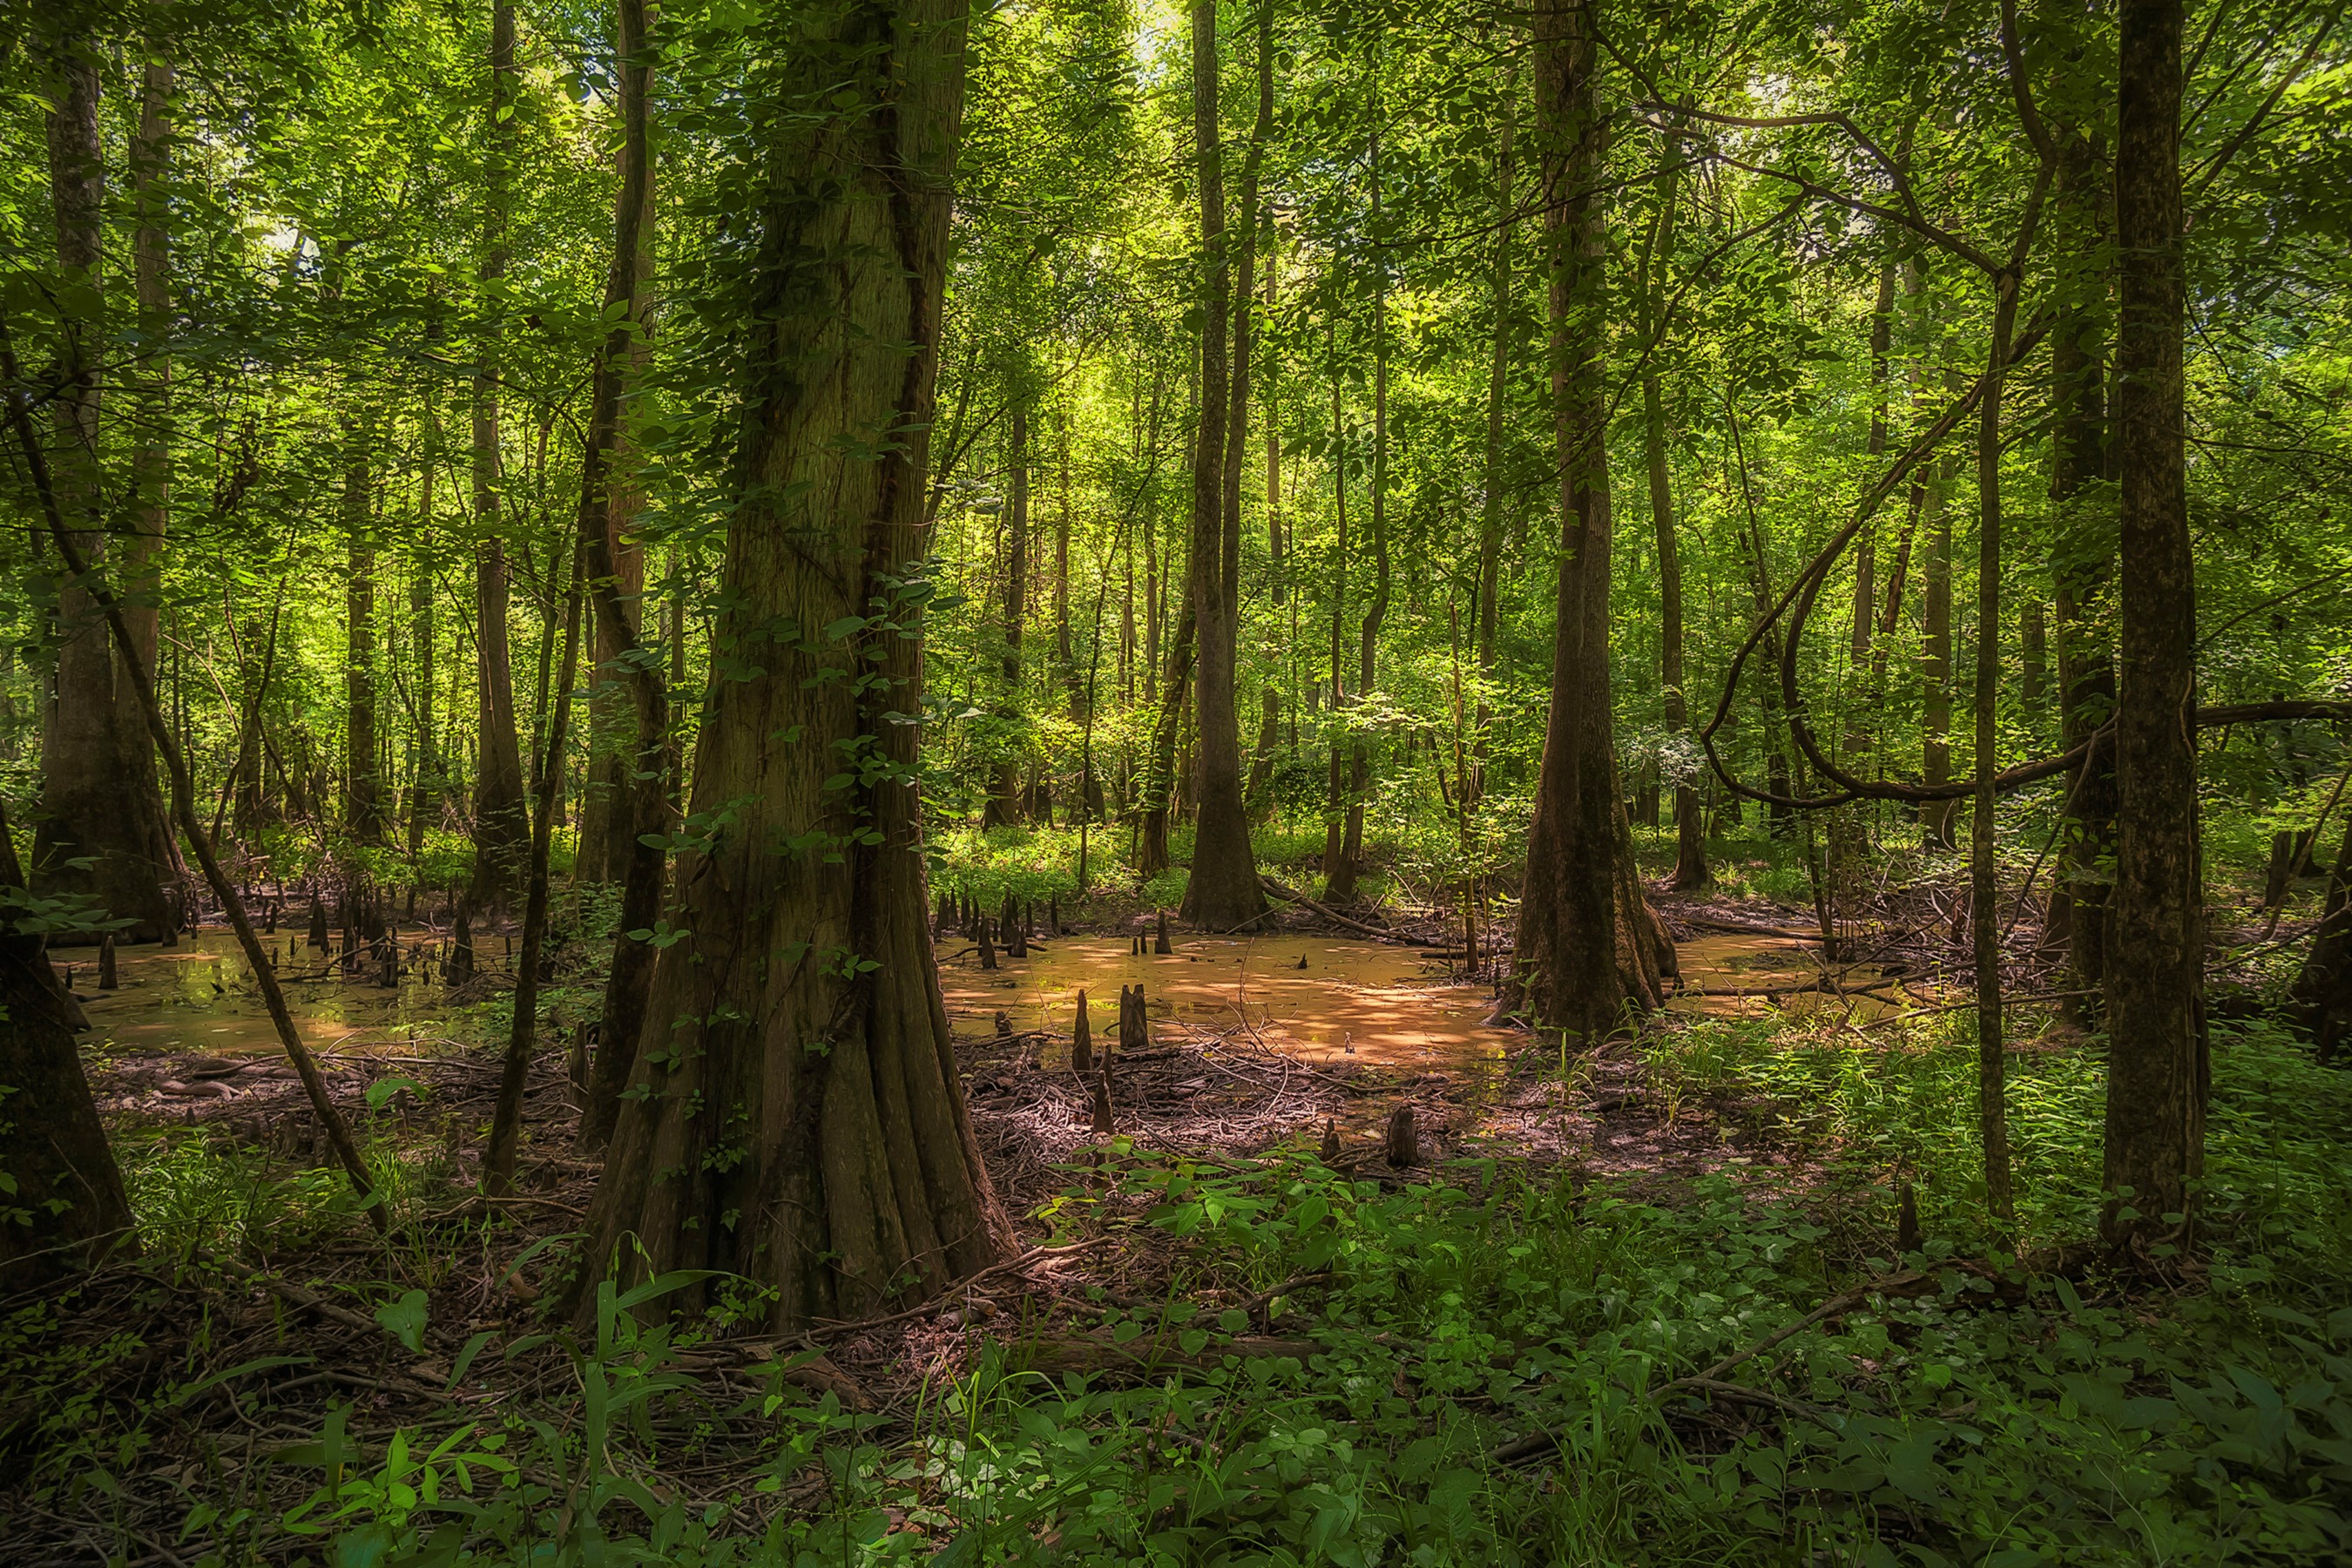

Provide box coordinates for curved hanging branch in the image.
[1701,301,2352,814]
[1696,313,2055,808]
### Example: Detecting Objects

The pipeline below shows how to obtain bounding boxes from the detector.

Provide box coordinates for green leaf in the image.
[375,1289,429,1353]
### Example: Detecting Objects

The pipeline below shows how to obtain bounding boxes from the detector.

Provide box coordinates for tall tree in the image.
[344,435,385,843]
[1179,0,1267,930]
[1635,112,1706,889]
[30,20,175,943]
[470,0,530,902]
[579,0,673,1151]
[2047,58,2117,1020]
[983,401,1028,827]
[576,18,661,886]
[1503,0,1668,1040]
[2102,0,2205,1255]
[578,0,1009,1328]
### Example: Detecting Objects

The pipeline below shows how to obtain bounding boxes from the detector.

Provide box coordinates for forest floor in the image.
[8,874,2349,1565]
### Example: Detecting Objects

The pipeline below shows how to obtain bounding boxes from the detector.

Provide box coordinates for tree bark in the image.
[30,24,174,944]
[2103,0,2205,1255]
[1179,0,1266,930]
[577,22,660,885]
[579,0,673,1152]
[470,0,530,903]
[1503,0,1666,1041]
[0,799,134,1291]
[579,0,1010,1328]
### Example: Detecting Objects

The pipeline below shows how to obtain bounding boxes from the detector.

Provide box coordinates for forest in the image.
[3,0,2350,1560]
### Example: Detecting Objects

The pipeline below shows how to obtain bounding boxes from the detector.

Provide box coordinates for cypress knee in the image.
[1384,1103,1417,1168]
[1072,989,1094,1075]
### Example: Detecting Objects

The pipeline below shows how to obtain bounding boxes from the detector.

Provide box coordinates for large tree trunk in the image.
[579,0,1009,1328]
[470,0,530,902]
[1179,0,1265,930]
[30,25,175,945]
[2103,0,2205,1254]
[1503,0,1666,1041]
[0,801,134,1292]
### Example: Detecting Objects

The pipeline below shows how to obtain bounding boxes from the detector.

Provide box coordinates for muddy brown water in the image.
[71,922,1882,1071]
[71,928,463,1061]
[939,934,1505,1068]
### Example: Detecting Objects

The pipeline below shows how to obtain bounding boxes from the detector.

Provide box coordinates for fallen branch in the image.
[1258,878,1397,940]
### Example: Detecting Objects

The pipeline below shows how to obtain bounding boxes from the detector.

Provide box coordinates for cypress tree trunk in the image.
[579,0,1010,1328]
[0,801,134,1291]
[470,0,530,902]
[1504,0,1665,1041]
[1179,0,1265,930]
[2103,0,2205,1255]
[30,24,175,945]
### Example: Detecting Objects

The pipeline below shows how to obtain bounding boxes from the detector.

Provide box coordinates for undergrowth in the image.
[8,1017,2350,1565]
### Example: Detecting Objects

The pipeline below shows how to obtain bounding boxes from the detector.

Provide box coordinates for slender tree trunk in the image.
[346,441,386,842]
[1320,319,1354,894]
[470,0,530,902]
[1504,0,1666,1039]
[1329,128,1392,908]
[30,25,174,944]
[125,53,180,904]
[1921,451,1957,848]
[1636,116,1706,889]
[409,402,440,855]
[1180,0,1265,929]
[578,40,660,884]
[579,0,672,1150]
[578,0,1010,1326]
[983,402,1028,827]
[2050,115,2117,1015]
[1972,258,2032,1236]
[2103,0,2205,1255]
